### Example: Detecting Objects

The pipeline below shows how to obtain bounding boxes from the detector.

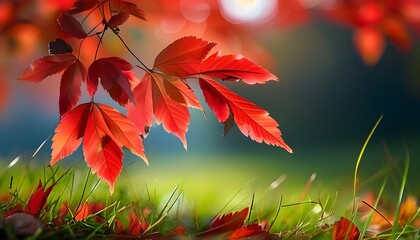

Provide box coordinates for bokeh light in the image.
[218,0,278,24]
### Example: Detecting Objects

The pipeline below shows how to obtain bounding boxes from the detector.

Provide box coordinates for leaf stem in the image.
[112,30,153,74]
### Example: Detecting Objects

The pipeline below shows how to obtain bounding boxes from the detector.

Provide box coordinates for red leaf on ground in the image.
[87,57,134,105]
[199,52,278,84]
[199,78,292,153]
[57,13,87,39]
[110,0,146,20]
[204,208,249,236]
[74,202,89,221]
[153,36,216,77]
[51,102,91,165]
[24,180,55,217]
[18,53,77,82]
[332,217,360,240]
[67,0,97,14]
[59,60,86,116]
[229,224,264,239]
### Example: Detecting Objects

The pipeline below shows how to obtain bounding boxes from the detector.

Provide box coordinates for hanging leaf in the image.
[199,52,278,84]
[110,0,146,20]
[59,60,86,116]
[57,13,88,39]
[87,57,135,105]
[67,0,97,14]
[200,78,292,153]
[18,53,77,82]
[153,36,216,77]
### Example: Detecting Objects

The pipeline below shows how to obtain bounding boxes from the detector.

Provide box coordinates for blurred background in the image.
[0,0,419,202]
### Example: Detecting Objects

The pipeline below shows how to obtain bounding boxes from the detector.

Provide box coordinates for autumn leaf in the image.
[152,73,190,149]
[67,0,97,14]
[57,13,87,39]
[59,60,86,116]
[110,0,146,21]
[153,36,216,77]
[199,52,278,84]
[162,75,203,110]
[199,78,292,153]
[229,224,265,239]
[24,180,56,218]
[87,57,135,106]
[332,217,360,240]
[74,202,89,221]
[203,208,249,236]
[127,74,154,137]
[51,102,146,193]
[128,73,190,149]
[108,11,131,28]
[75,202,105,222]
[51,102,91,165]
[18,53,77,82]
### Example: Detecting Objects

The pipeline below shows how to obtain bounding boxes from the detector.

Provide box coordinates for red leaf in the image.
[229,224,264,239]
[127,74,154,137]
[353,27,385,65]
[59,60,86,116]
[83,105,123,194]
[51,102,91,166]
[108,10,131,28]
[18,53,77,82]
[162,75,203,110]
[199,78,292,153]
[153,36,216,77]
[67,0,97,14]
[206,208,249,235]
[74,202,89,221]
[332,217,360,240]
[87,57,134,105]
[152,73,190,149]
[24,180,55,217]
[96,103,147,164]
[57,13,87,39]
[110,0,146,20]
[200,52,278,84]
[127,212,148,235]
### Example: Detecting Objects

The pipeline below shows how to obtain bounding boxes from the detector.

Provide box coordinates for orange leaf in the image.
[162,75,203,110]
[51,102,91,165]
[199,78,292,153]
[332,217,360,240]
[96,103,147,164]
[152,73,190,149]
[74,202,89,221]
[399,195,418,225]
[110,0,146,20]
[83,105,123,194]
[153,36,216,77]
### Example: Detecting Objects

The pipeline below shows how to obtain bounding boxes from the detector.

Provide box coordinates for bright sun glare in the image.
[218,0,278,24]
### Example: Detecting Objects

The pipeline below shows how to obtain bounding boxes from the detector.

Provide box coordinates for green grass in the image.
[0,118,419,239]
